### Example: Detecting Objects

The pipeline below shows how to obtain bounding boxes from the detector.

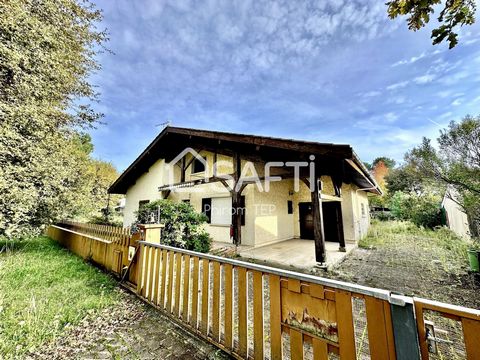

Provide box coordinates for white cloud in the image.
[361,90,381,98]
[385,112,398,123]
[386,80,409,90]
[413,74,436,85]
[392,52,426,67]
[451,98,462,106]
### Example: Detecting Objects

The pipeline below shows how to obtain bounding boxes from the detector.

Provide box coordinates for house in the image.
[442,185,470,238]
[108,126,381,264]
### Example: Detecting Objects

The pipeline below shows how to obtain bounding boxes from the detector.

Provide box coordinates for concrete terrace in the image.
[212,239,355,270]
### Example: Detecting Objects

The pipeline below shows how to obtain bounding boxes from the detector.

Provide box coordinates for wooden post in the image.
[231,152,242,245]
[311,177,326,263]
[337,204,346,252]
[332,175,346,251]
[138,224,164,244]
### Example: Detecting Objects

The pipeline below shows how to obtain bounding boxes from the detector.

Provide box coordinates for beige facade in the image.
[122,150,371,247]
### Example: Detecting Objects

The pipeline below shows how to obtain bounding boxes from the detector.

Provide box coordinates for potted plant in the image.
[467,241,480,272]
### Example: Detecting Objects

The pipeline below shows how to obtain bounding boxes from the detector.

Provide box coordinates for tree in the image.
[369,157,396,208]
[0,1,107,237]
[406,115,480,236]
[372,157,396,169]
[387,0,477,48]
[386,165,427,194]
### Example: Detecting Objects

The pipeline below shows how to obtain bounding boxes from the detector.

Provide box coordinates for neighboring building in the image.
[442,186,470,238]
[114,198,126,215]
[109,126,381,263]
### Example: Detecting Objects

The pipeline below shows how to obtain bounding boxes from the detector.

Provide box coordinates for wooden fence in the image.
[59,220,131,245]
[47,224,480,360]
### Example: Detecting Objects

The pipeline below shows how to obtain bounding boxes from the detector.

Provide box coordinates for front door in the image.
[322,202,342,243]
[299,202,314,239]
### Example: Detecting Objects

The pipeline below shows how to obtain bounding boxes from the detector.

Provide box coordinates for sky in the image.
[89,0,480,172]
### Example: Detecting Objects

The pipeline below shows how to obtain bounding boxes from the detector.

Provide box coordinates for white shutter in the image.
[211,197,232,225]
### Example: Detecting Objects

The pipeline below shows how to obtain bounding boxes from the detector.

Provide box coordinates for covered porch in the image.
[237,239,356,270]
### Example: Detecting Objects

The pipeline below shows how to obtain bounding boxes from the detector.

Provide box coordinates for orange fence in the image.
[48,224,480,360]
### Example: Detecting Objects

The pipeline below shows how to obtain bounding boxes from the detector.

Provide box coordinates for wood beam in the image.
[231,152,242,246]
[336,204,346,251]
[311,176,326,263]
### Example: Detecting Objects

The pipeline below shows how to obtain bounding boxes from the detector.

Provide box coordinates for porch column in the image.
[336,205,346,252]
[231,152,242,246]
[311,177,326,263]
[333,176,346,252]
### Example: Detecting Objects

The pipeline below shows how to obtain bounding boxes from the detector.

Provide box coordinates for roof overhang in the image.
[108,126,381,195]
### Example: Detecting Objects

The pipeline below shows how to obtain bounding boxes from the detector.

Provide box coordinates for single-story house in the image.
[108,126,381,263]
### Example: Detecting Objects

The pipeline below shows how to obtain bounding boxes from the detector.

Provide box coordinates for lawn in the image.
[328,220,479,309]
[0,236,121,358]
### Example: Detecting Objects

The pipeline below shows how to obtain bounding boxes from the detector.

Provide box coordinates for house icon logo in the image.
[166,148,210,189]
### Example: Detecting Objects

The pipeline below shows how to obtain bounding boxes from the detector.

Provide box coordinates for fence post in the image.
[390,295,421,360]
[138,224,164,244]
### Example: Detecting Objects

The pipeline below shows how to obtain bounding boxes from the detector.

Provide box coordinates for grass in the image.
[0,236,120,358]
[359,220,471,271]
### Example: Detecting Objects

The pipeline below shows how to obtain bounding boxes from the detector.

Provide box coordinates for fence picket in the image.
[224,264,233,350]
[212,261,221,342]
[191,257,200,329]
[174,252,182,316]
[237,267,248,358]
[269,274,282,360]
[253,270,264,360]
[201,259,210,335]
[182,255,190,321]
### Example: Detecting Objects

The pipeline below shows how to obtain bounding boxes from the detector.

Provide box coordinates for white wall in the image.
[123,159,166,226]
[443,195,470,238]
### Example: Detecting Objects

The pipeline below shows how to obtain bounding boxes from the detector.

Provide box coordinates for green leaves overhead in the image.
[387,0,477,48]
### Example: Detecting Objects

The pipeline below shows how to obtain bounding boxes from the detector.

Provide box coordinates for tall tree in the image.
[0,1,107,236]
[387,0,476,48]
[406,115,480,236]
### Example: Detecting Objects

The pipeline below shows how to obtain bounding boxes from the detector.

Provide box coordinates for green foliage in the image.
[134,200,212,253]
[387,0,476,48]
[0,236,120,357]
[0,1,110,237]
[405,115,480,237]
[389,191,443,229]
[385,165,426,193]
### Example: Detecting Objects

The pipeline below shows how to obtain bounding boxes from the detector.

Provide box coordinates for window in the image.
[287,200,293,214]
[192,158,206,173]
[202,197,244,226]
[182,199,190,204]
[138,200,149,209]
[202,198,212,223]
[211,197,232,225]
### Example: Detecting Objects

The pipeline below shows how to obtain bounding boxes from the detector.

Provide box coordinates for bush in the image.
[389,191,443,228]
[134,199,211,253]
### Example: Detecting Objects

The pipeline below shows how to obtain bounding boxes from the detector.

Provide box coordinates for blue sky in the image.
[90,0,480,171]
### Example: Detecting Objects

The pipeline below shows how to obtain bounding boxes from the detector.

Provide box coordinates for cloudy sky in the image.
[89,0,480,171]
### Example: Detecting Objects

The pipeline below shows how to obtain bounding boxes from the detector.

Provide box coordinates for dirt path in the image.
[30,287,231,360]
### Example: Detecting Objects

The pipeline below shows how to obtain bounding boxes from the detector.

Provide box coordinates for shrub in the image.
[389,191,443,228]
[134,199,211,253]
